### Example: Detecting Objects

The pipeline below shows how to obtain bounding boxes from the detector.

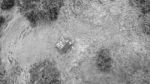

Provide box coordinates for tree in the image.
[1,0,15,10]
[47,7,60,21]
[18,0,63,24]
[0,16,5,27]
[142,21,150,35]
[29,59,61,84]
[24,10,39,26]
[129,0,150,14]
[95,48,113,72]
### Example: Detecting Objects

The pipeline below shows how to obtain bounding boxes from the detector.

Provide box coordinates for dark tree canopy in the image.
[18,0,64,24]
[41,0,63,11]
[18,0,40,11]
[0,16,5,27]
[141,3,150,14]
[95,48,112,72]
[29,60,61,84]
[142,22,150,35]
[24,10,39,26]
[48,7,60,21]
[1,0,15,10]
[130,0,150,14]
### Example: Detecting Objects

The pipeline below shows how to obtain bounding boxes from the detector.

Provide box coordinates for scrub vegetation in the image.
[29,59,61,84]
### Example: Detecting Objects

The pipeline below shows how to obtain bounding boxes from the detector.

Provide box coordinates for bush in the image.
[0,64,6,79]
[95,48,113,72]
[0,16,5,27]
[18,0,63,14]
[142,22,150,35]
[43,0,63,21]
[130,0,150,14]
[24,10,39,25]
[18,0,63,23]
[1,0,15,10]
[48,7,60,21]
[18,0,39,12]
[141,14,150,36]
[41,0,63,11]
[29,60,61,84]
[141,3,150,14]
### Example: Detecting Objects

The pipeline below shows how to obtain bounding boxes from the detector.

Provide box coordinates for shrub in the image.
[24,10,39,25]
[0,64,6,79]
[1,0,15,10]
[141,14,150,36]
[18,0,39,12]
[141,3,150,14]
[41,0,63,11]
[142,22,150,35]
[48,7,60,21]
[29,60,61,84]
[130,0,150,14]
[95,48,113,72]
[0,16,5,27]
[18,0,63,23]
